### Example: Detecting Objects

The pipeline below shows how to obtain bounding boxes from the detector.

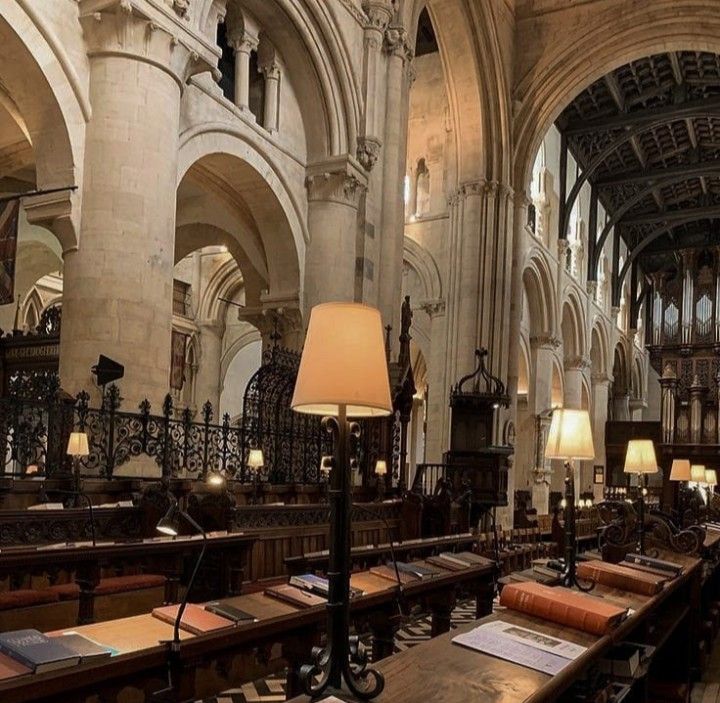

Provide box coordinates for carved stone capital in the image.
[260,60,281,81]
[533,466,552,486]
[586,280,598,298]
[363,1,393,33]
[79,0,215,87]
[384,25,413,62]
[172,0,190,18]
[530,334,561,350]
[591,372,612,385]
[557,238,570,257]
[230,32,258,55]
[564,355,591,371]
[356,136,382,172]
[420,299,446,318]
[305,155,368,207]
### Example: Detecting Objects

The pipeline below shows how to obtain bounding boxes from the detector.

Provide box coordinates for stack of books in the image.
[576,560,669,595]
[0,629,83,674]
[289,573,364,598]
[620,553,683,578]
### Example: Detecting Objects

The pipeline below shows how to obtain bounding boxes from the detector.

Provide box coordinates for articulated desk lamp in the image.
[291,302,392,700]
[544,408,595,590]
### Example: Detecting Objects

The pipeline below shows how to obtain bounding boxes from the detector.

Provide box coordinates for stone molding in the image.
[591,372,612,385]
[530,334,561,349]
[420,299,446,318]
[23,190,78,254]
[363,1,393,36]
[356,136,382,171]
[564,355,591,371]
[79,0,216,88]
[305,155,368,207]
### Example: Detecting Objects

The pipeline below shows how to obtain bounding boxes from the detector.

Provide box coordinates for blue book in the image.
[0,629,80,673]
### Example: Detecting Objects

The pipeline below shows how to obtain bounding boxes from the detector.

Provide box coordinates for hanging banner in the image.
[0,200,20,306]
[170,330,188,390]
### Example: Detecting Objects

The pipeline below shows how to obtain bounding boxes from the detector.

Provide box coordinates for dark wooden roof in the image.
[557,51,720,268]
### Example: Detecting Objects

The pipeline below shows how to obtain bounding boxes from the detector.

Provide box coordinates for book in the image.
[439,551,492,567]
[204,601,258,623]
[50,633,114,662]
[264,584,326,608]
[576,560,667,596]
[499,582,628,635]
[151,604,235,635]
[369,565,417,584]
[619,560,678,578]
[0,652,31,681]
[425,555,468,572]
[0,629,81,673]
[27,503,64,511]
[289,573,364,599]
[393,561,438,579]
[623,553,683,576]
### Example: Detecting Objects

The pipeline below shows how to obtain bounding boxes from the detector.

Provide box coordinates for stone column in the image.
[377,24,413,342]
[231,34,258,113]
[64,4,212,405]
[304,156,367,312]
[591,373,610,502]
[563,356,587,410]
[261,61,280,132]
[194,321,225,412]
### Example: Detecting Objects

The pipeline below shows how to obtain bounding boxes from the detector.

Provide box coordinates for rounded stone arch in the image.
[177,129,304,312]
[612,340,630,393]
[220,326,262,389]
[223,0,362,158]
[560,289,587,360]
[198,257,245,323]
[522,251,557,338]
[402,0,511,184]
[517,332,531,395]
[589,319,610,378]
[581,376,592,411]
[403,236,442,301]
[0,3,86,249]
[513,2,720,191]
[632,354,645,400]
[551,356,564,407]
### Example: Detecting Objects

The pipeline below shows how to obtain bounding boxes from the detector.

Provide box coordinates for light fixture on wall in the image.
[624,439,658,555]
[544,407,595,590]
[374,459,387,502]
[292,302,392,700]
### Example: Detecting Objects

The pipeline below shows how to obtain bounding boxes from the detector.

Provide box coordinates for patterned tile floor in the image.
[199,599,477,703]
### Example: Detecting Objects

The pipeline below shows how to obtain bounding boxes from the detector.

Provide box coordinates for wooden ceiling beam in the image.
[620,203,720,226]
[563,95,720,134]
[595,160,720,186]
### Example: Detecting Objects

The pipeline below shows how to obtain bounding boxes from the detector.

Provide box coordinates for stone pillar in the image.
[421,300,448,462]
[613,392,631,421]
[261,62,280,132]
[304,157,367,312]
[563,356,587,410]
[377,24,412,342]
[231,34,258,113]
[64,4,212,405]
[194,321,224,411]
[591,373,610,502]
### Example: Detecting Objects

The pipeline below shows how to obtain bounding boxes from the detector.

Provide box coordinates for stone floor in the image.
[198,599,478,703]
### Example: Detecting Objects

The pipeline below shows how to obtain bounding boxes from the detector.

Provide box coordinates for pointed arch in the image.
[560,288,587,360]
[522,250,557,338]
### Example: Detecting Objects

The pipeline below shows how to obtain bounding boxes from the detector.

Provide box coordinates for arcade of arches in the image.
[8,0,720,509]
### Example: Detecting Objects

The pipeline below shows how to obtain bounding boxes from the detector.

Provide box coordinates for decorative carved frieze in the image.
[530,334,562,349]
[305,156,368,207]
[564,355,591,371]
[356,136,382,171]
[420,299,446,318]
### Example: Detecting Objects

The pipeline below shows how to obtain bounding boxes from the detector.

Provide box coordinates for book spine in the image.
[500,588,609,636]
[576,564,658,596]
[625,554,680,574]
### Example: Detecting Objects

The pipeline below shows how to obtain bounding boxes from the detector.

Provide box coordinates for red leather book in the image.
[499,581,627,635]
[264,584,326,608]
[151,604,234,635]
[577,560,667,595]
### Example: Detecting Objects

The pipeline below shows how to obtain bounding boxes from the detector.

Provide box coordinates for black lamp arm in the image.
[171,508,207,647]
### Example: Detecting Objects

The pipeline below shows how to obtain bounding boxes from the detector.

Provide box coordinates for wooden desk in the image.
[0,533,256,623]
[286,552,702,703]
[0,559,495,703]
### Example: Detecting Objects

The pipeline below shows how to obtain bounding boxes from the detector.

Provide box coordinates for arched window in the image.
[216,21,235,103]
[415,158,430,217]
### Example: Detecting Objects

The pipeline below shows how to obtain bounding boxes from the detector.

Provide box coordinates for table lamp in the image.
[691,464,706,484]
[374,459,387,502]
[247,448,264,504]
[292,302,392,700]
[670,459,691,482]
[624,439,658,554]
[706,469,717,499]
[544,408,595,589]
[63,430,96,545]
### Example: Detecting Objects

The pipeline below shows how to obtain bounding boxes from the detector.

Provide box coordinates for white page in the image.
[452,624,575,676]
[481,620,587,660]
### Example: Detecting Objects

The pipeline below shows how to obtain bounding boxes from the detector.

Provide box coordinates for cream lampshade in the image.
[623,439,658,475]
[247,449,264,470]
[706,469,717,486]
[544,408,595,460]
[670,459,692,481]
[66,431,89,457]
[374,460,387,476]
[691,465,706,483]
[291,303,392,418]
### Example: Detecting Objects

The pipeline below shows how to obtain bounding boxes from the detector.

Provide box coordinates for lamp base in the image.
[561,460,594,593]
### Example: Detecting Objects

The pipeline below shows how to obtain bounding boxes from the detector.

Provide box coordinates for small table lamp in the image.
[705,469,717,500]
[624,439,658,554]
[292,302,392,700]
[544,408,595,589]
[374,459,387,502]
[670,459,691,482]
[691,464,706,484]
[247,448,264,504]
